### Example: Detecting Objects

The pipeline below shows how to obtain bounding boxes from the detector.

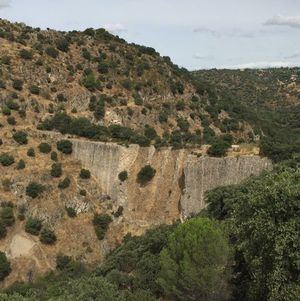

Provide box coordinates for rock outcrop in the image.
[72,140,272,224]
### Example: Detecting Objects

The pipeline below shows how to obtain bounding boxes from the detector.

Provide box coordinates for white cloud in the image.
[0,0,10,8]
[223,61,300,69]
[103,23,126,34]
[264,15,300,29]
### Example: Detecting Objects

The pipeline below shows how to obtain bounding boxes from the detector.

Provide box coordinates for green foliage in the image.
[66,207,77,218]
[19,49,33,60]
[0,220,7,239]
[25,182,45,199]
[82,73,101,91]
[56,38,69,52]
[13,131,28,145]
[51,163,62,177]
[25,217,42,235]
[118,171,128,182]
[207,139,231,157]
[0,252,11,281]
[79,169,91,179]
[27,147,35,157]
[58,177,71,189]
[29,85,40,95]
[12,79,23,91]
[7,116,16,125]
[50,151,58,161]
[16,159,25,170]
[1,207,15,227]
[137,165,156,185]
[205,167,300,301]
[158,217,231,301]
[38,142,51,154]
[57,139,73,154]
[40,228,57,245]
[0,153,14,166]
[93,214,112,240]
[45,46,59,58]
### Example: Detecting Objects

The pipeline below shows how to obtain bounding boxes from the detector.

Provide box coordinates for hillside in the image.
[192,68,300,161]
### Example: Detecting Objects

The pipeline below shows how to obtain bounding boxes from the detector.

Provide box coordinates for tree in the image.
[118,171,128,182]
[16,159,26,170]
[26,182,45,198]
[51,163,62,177]
[207,139,230,157]
[0,252,11,281]
[206,167,300,301]
[79,169,91,179]
[13,131,28,145]
[158,217,231,301]
[40,228,57,245]
[0,153,14,166]
[93,214,112,240]
[57,140,73,154]
[25,217,42,235]
[137,165,156,185]
[38,142,51,154]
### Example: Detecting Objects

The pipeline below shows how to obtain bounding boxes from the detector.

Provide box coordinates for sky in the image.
[0,0,300,70]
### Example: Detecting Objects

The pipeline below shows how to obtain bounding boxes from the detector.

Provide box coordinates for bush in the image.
[12,79,23,91]
[118,171,128,182]
[16,159,25,170]
[13,131,28,144]
[93,214,112,240]
[26,182,45,198]
[56,38,69,52]
[207,139,230,157]
[45,47,59,58]
[7,116,16,125]
[25,217,42,235]
[0,252,11,281]
[57,140,73,154]
[0,221,7,239]
[0,153,14,166]
[38,142,51,154]
[29,85,40,95]
[1,207,15,227]
[137,165,156,185]
[40,228,57,245]
[51,163,62,177]
[19,49,33,60]
[51,151,58,161]
[27,147,35,157]
[6,99,20,110]
[79,169,91,179]
[79,189,87,196]
[2,106,11,116]
[58,177,70,189]
[66,207,76,218]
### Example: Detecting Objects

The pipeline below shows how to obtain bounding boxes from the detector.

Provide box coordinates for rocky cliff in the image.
[72,140,272,224]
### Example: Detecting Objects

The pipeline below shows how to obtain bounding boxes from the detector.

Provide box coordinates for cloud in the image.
[223,61,300,69]
[193,27,220,37]
[103,23,126,34]
[0,0,10,8]
[264,15,300,29]
[193,54,214,60]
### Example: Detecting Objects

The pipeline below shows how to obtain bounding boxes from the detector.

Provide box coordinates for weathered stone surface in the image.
[71,140,272,222]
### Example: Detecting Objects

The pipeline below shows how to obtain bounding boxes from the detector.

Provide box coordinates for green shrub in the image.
[29,85,40,95]
[38,142,51,154]
[137,165,156,185]
[0,221,7,239]
[13,131,28,144]
[207,139,230,157]
[51,151,58,161]
[12,79,23,91]
[79,169,91,179]
[6,116,16,125]
[16,159,25,170]
[56,38,69,52]
[93,214,112,240]
[144,126,157,140]
[118,171,128,182]
[19,49,33,60]
[66,207,76,218]
[79,189,87,196]
[6,99,20,111]
[1,207,15,227]
[57,140,73,154]
[113,206,124,218]
[25,217,42,235]
[0,153,14,166]
[45,47,59,58]
[58,177,70,189]
[26,182,45,198]
[27,147,35,157]
[0,252,11,281]
[175,100,185,111]
[2,106,11,116]
[51,163,62,177]
[40,228,57,245]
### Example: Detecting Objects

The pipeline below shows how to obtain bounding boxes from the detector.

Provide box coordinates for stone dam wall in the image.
[72,139,272,224]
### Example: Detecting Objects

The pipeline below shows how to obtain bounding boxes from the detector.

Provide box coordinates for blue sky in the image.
[0,0,300,70]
